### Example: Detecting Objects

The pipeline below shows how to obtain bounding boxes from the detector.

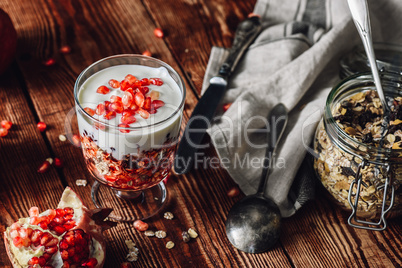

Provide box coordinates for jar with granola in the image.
[313,72,402,230]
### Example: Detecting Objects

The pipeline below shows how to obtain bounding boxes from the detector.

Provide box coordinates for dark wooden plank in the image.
[0,67,65,266]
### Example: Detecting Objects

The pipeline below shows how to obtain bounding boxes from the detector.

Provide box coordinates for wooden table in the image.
[0,0,401,267]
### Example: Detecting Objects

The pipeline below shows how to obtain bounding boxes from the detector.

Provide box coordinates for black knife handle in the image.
[218,16,262,78]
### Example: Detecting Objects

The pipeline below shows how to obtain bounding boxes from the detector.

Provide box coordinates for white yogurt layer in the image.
[76,65,183,160]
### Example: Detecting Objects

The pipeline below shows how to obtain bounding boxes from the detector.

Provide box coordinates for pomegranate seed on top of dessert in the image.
[153,28,164,38]
[0,128,8,137]
[110,95,122,103]
[133,220,149,231]
[152,100,165,109]
[84,107,95,117]
[140,78,150,86]
[149,90,160,100]
[96,85,110,94]
[1,120,12,130]
[122,91,133,108]
[108,79,120,88]
[150,78,163,86]
[125,74,137,85]
[37,122,47,132]
[104,111,117,120]
[121,114,136,125]
[134,92,145,107]
[143,97,151,110]
[110,102,124,113]
[138,108,149,119]
[120,79,131,91]
[96,103,106,115]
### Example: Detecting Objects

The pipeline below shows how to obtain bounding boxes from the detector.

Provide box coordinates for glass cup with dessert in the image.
[73,55,185,221]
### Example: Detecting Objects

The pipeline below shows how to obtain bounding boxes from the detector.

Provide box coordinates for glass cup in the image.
[73,54,185,221]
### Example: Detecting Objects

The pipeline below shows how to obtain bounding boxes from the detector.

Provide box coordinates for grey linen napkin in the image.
[202,0,402,217]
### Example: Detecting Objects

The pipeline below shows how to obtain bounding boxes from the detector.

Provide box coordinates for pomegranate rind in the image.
[3,187,106,268]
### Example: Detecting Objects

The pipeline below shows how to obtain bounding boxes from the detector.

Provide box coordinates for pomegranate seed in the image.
[133,80,142,88]
[122,91,133,108]
[129,103,139,111]
[96,104,106,115]
[37,160,50,173]
[10,230,19,239]
[31,229,42,243]
[120,79,131,91]
[108,79,120,88]
[30,216,40,225]
[133,220,149,231]
[60,45,71,54]
[143,97,152,110]
[1,120,12,130]
[64,207,74,214]
[10,222,21,230]
[56,208,65,217]
[110,102,124,113]
[54,157,63,168]
[38,222,48,230]
[142,86,149,94]
[44,58,56,66]
[38,256,46,266]
[29,256,40,265]
[82,258,98,267]
[72,134,81,147]
[0,128,8,137]
[13,237,23,248]
[110,95,122,103]
[84,107,95,116]
[121,114,136,125]
[140,78,150,86]
[40,233,52,245]
[152,100,165,109]
[121,262,132,268]
[142,50,152,57]
[138,108,149,119]
[46,245,58,254]
[125,74,137,85]
[149,90,160,100]
[53,225,66,235]
[223,103,232,112]
[227,187,240,197]
[96,85,110,94]
[150,78,163,86]
[153,28,164,38]
[134,92,145,107]
[248,13,260,18]
[118,124,130,133]
[104,110,117,120]
[29,207,39,217]
[37,122,47,132]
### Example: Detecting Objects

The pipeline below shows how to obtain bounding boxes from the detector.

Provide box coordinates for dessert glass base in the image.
[91,180,168,222]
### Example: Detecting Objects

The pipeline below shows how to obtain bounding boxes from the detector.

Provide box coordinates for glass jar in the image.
[313,72,402,230]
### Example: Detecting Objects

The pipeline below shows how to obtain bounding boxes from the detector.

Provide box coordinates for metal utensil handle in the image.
[347,0,389,113]
[218,16,262,78]
[257,103,288,196]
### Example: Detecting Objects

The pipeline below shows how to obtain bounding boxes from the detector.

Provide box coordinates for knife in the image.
[174,16,262,174]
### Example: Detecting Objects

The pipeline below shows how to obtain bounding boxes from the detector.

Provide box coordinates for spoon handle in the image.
[257,103,288,195]
[347,0,389,112]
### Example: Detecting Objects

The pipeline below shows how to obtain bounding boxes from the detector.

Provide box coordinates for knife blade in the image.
[174,16,262,174]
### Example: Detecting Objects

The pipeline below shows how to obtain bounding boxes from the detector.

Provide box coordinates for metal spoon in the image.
[347,0,390,113]
[225,103,288,253]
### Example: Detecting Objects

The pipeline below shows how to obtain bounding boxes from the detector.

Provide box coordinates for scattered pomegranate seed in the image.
[142,86,149,94]
[140,78,150,86]
[134,92,145,107]
[142,50,152,57]
[118,124,130,133]
[37,161,51,173]
[84,107,95,117]
[72,134,81,147]
[152,100,165,109]
[104,111,117,120]
[153,28,164,38]
[59,45,71,54]
[138,109,149,119]
[223,103,232,112]
[121,114,136,125]
[120,80,131,91]
[37,122,47,132]
[0,128,8,137]
[110,102,124,113]
[125,74,137,85]
[108,79,120,88]
[227,187,240,197]
[122,91,133,108]
[110,95,122,103]
[150,78,163,86]
[149,90,160,100]
[133,220,149,231]
[96,104,106,115]
[96,85,110,95]
[143,97,151,110]
[121,262,132,268]
[54,158,63,168]
[1,120,12,130]
[44,58,56,66]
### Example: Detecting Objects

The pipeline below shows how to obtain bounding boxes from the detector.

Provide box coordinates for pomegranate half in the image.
[4,187,116,268]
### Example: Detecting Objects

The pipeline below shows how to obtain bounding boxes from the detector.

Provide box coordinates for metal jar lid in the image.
[340,43,402,78]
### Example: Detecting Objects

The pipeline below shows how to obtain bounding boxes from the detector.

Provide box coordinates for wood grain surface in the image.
[0,0,401,267]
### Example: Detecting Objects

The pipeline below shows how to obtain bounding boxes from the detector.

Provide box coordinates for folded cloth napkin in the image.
[203,0,402,217]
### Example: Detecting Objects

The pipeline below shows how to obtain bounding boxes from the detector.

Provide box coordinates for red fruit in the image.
[153,28,164,38]
[133,220,149,231]
[1,120,12,130]
[152,100,165,109]
[84,107,95,117]
[44,58,56,66]
[104,111,116,120]
[121,114,136,125]
[140,78,150,86]
[60,45,71,54]
[143,97,152,110]
[142,50,152,57]
[138,108,149,119]
[121,262,132,268]
[96,104,106,115]
[134,92,145,107]
[54,157,63,168]
[0,8,17,74]
[109,102,124,113]
[4,187,113,267]
[122,91,133,108]
[223,103,232,112]
[37,160,50,173]
[110,95,122,103]
[29,207,39,217]
[108,79,120,88]
[149,90,160,100]
[120,79,131,91]
[37,121,47,132]
[227,187,240,198]
[150,78,163,86]
[72,134,81,147]
[0,128,8,137]
[125,74,137,85]
[96,85,110,95]
[118,124,130,133]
